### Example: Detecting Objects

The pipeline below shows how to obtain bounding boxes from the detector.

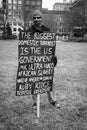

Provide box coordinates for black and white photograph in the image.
[0,0,87,129]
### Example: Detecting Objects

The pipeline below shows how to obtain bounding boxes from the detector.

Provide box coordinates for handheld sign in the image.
[16,31,56,96]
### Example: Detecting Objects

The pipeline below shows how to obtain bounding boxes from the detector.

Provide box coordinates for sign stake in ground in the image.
[37,94,40,118]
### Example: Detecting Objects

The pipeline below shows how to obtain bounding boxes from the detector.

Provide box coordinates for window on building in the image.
[13,5,17,10]
[36,6,40,10]
[18,6,21,10]
[31,1,35,5]
[8,5,12,9]
[8,10,12,15]
[36,1,41,6]
[31,6,35,11]
[18,11,22,16]
[62,29,63,32]
[13,10,18,15]
[85,9,87,16]
[18,0,22,4]
[26,1,30,5]
[67,29,70,32]
[64,28,66,32]
[59,29,61,32]
[7,17,11,22]
[25,6,29,11]
[64,7,68,11]
[8,0,12,4]
[13,0,17,4]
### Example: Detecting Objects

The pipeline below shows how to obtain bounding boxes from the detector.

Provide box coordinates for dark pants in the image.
[32,83,56,105]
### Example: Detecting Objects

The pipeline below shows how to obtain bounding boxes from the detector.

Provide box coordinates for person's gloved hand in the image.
[51,56,57,67]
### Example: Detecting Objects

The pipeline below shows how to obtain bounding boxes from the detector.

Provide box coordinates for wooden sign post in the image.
[37,94,40,118]
[16,31,56,118]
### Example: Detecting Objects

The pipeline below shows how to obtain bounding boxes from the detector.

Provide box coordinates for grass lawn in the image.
[0,40,87,130]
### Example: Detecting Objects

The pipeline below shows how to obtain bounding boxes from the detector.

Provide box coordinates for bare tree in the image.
[71,8,87,28]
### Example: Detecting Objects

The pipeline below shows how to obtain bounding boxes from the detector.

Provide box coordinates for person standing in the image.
[6,22,12,36]
[26,10,60,109]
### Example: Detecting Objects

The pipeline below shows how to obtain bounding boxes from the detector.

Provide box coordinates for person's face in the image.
[33,15,42,26]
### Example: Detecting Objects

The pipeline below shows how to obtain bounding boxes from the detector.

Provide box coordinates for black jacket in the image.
[27,24,50,33]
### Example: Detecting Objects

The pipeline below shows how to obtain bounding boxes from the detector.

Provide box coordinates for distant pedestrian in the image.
[6,23,12,36]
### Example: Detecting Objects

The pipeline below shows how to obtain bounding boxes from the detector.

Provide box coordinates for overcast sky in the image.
[42,0,64,10]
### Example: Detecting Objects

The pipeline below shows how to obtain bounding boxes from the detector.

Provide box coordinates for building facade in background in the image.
[0,8,4,36]
[0,0,5,36]
[7,0,23,24]
[23,0,42,28]
[1,0,42,36]
[70,0,87,39]
[53,2,71,11]
[0,0,4,26]
[6,0,23,36]
[71,0,87,26]
[42,2,72,40]
[0,0,2,8]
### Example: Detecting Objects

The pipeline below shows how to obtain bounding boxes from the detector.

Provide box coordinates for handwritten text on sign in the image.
[16,32,56,96]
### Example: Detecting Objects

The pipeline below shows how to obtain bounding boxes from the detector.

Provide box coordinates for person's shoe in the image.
[50,101,56,106]
[55,102,60,108]
[32,103,37,110]
[50,101,60,108]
